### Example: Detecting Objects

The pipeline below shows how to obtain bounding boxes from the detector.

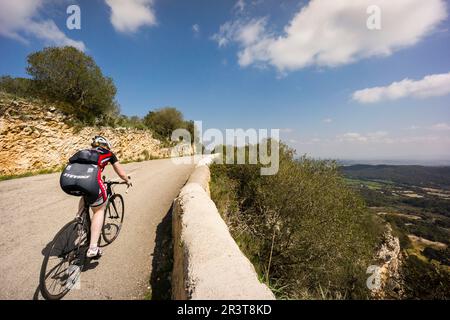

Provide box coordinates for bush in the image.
[401,255,450,299]
[113,115,146,129]
[26,46,119,124]
[210,143,384,299]
[144,107,184,140]
[0,76,35,97]
[144,107,196,142]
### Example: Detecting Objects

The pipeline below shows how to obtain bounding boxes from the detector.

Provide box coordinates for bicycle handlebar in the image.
[107,181,126,185]
[103,175,132,193]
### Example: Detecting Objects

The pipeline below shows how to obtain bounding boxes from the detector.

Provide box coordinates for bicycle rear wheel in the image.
[39,219,88,300]
[102,194,125,245]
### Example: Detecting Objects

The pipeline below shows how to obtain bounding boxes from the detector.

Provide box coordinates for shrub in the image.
[26,46,119,124]
[144,107,184,140]
[144,107,197,142]
[0,76,35,97]
[210,143,384,299]
[401,255,450,299]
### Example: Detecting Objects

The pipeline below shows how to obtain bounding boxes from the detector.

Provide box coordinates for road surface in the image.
[0,157,196,299]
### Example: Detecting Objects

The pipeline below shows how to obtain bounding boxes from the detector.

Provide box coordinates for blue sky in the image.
[1,0,450,160]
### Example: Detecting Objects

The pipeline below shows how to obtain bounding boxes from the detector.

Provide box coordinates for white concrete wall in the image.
[172,160,275,300]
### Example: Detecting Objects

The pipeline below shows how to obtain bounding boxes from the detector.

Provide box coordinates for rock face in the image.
[371,224,404,299]
[0,96,190,176]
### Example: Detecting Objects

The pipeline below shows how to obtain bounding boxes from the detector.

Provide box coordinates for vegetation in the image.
[0,166,65,182]
[343,167,450,299]
[401,255,450,299]
[0,76,35,97]
[210,143,384,299]
[144,107,197,142]
[341,164,450,190]
[0,46,196,140]
[26,46,119,124]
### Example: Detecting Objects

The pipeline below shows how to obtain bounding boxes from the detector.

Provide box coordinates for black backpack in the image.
[68,149,99,164]
[60,149,100,202]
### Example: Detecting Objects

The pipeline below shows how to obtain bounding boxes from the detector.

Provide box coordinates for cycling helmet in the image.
[91,135,112,150]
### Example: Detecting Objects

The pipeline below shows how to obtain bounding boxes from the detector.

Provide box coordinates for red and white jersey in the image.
[93,147,118,171]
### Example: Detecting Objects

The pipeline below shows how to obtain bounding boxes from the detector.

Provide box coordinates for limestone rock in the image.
[371,224,404,299]
[0,97,193,176]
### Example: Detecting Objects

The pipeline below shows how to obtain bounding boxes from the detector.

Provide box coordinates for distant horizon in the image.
[336,158,450,166]
[291,153,450,166]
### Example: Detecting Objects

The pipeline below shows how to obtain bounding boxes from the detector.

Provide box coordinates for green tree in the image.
[143,107,185,140]
[0,76,35,97]
[185,120,200,144]
[26,46,119,123]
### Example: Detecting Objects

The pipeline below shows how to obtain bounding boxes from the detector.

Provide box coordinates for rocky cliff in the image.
[371,224,404,299]
[0,95,188,176]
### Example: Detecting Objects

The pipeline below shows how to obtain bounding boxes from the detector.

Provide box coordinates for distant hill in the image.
[340,164,450,190]
[339,159,450,166]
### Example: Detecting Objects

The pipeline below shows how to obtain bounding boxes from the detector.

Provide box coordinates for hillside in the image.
[341,164,450,190]
[342,164,450,299]
[0,94,191,177]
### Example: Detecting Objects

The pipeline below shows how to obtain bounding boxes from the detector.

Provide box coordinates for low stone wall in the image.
[0,96,191,176]
[172,160,275,300]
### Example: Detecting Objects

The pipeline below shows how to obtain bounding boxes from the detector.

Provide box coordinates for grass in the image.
[0,154,168,181]
[0,167,64,181]
[120,154,163,164]
[344,177,390,190]
[143,289,152,300]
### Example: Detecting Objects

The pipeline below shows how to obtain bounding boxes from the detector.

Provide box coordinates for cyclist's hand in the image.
[125,176,132,187]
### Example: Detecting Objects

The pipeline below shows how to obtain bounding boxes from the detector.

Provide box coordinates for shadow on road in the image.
[36,221,99,300]
[149,203,174,300]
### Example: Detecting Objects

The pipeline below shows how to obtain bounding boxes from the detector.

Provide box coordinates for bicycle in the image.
[39,177,131,300]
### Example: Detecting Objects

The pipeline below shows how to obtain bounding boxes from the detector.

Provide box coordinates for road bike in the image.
[39,177,130,300]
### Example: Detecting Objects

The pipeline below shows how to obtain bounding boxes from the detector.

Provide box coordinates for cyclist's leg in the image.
[86,176,108,257]
[86,187,107,257]
[89,201,106,248]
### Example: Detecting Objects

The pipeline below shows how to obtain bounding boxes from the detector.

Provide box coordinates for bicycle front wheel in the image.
[39,220,88,300]
[102,194,125,245]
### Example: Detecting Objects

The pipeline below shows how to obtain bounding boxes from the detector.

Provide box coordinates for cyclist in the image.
[62,136,131,259]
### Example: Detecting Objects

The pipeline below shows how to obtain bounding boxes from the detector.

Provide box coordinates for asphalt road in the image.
[0,157,196,299]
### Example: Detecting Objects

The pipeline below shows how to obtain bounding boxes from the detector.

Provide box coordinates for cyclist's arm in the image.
[112,162,130,183]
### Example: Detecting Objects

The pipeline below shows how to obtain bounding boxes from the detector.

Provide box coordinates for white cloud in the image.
[338,132,369,143]
[352,72,450,103]
[234,0,246,13]
[431,123,450,131]
[323,118,333,123]
[212,18,267,49]
[105,0,156,33]
[0,0,85,50]
[337,131,391,143]
[213,0,447,72]
[192,24,200,34]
